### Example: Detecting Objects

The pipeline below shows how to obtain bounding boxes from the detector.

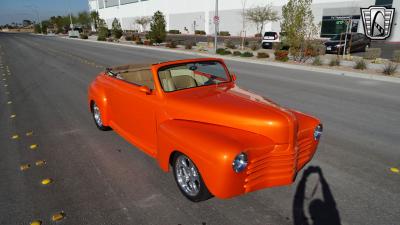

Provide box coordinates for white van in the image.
[261,32,280,49]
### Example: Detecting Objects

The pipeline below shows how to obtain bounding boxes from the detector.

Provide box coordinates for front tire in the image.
[172,153,212,202]
[92,102,111,131]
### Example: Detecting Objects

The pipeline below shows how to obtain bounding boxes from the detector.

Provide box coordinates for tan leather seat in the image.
[173,75,197,90]
[121,69,155,89]
[159,70,176,92]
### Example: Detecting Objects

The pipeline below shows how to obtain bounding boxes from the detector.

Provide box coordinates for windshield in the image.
[330,34,351,41]
[158,61,231,92]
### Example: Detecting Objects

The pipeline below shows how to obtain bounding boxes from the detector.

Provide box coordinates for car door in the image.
[105,70,158,156]
[351,34,362,51]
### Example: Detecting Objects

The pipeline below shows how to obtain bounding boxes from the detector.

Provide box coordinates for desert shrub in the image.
[244,40,249,47]
[392,50,400,63]
[185,43,192,49]
[80,33,88,39]
[224,50,232,55]
[241,52,254,57]
[136,40,144,45]
[195,30,206,35]
[219,31,230,36]
[363,48,381,60]
[274,50,289,62]
[143,39,153,46]
[329,57,341,66]
[249,42,260,51]
[166,41,177,48]
[353,59,368,70]
[225,40,236,49]
[257,52,270,58]
[216,48,226,55]
[124,35,133,41]
[168,29,181,34]
[312,56,322,66]
[382,62,398,75]
[304,40,326,57]
[233,51,242,56]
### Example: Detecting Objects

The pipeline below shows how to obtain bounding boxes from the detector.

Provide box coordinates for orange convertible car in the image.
[88,58,322,202]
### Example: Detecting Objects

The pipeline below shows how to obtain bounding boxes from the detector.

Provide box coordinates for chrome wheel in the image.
[93,103,103,127]
[175,155,201,196]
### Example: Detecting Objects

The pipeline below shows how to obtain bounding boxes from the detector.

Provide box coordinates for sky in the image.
[0,0,89,25]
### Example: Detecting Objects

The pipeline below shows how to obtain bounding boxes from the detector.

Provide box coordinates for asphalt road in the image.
[0,32,399,225]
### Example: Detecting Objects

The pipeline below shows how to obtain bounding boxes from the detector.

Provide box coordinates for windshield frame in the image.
[156,60,232,93]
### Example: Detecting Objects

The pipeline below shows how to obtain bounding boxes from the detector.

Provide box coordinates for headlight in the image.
[232,153,248,173]
[314,124,323,141]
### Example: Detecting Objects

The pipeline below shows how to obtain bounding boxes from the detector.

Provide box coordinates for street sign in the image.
[213,16,219,24]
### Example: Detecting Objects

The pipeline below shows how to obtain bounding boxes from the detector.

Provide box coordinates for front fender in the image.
[157,119,275,198]
[88,77,110,126]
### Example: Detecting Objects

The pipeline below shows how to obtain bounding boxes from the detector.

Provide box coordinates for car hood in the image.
[163,84,297,144]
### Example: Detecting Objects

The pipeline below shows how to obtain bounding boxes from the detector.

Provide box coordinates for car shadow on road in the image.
[292,166,341,225]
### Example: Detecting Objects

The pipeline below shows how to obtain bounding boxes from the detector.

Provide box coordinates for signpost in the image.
[214,0,219,53]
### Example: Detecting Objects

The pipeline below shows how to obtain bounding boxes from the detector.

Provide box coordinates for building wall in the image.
[89,0,399,42]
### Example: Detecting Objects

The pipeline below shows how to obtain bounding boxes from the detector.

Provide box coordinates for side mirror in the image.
[139,86,151,95]
[231,73,237,81]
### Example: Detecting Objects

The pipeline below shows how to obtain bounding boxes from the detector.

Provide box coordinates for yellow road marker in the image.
[51,212,65,222]
[35,160,46,167]
[30,220,42,225]
[41,178,53,185]
[10,114,16,119]
[11,134,19,139]
[390,167,399,173]
[26,131,33,136]
[7,101,12,104]
[30,144,38,150]
[20,164,31,171]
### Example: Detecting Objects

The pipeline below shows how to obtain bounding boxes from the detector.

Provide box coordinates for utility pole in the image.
[214,0,219,53]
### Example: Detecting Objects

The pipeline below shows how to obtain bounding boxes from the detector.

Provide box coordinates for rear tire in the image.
[91,102,111,131]
[172,153,213,202]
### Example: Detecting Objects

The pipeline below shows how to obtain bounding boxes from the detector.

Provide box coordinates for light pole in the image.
[214,0,219,53]
[67,0,74,29]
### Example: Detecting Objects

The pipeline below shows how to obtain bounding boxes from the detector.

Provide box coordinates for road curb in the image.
[57,36,400,84]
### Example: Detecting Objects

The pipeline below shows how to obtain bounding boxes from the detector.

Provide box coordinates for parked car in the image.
[88,58,323,202]
[324,32,371,54]
[261,32,281,49]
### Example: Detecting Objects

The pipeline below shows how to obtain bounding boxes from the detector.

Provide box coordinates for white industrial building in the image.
[88,0,399,42]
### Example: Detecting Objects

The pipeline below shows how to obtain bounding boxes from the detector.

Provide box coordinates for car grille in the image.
[244,146,296,193]
[244,129,315,193]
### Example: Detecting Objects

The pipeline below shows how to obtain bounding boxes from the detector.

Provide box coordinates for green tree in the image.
[245,4,279,38]
[111,18,123,39]
[149,11,166,44]
[281,0,319,61]
[90,11,100,30]
[135,16,151,32]
[77,11,91,29]
[97,19,109,41]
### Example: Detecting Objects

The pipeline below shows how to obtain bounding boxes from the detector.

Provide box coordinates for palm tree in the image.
[90,11,100,31]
